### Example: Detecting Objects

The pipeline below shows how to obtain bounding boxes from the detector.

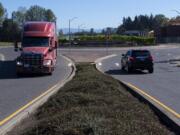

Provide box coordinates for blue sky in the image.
[1,0,180,29]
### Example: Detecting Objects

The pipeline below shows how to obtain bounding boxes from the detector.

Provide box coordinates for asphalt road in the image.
[0,47,72,122]
[0,45,179,126]
[59,44,180,62]
[96,46,180,116]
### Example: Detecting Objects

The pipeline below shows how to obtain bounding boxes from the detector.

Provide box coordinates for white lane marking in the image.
[68,63,73,67]
[115,63,120,67]
[156,52,159,55]
[98,62,102,66]
[174,56,180,59]
[0,53,5,61]
[95,54,117,64]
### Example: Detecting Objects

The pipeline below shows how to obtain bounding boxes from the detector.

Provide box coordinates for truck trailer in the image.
[15,21,58,75]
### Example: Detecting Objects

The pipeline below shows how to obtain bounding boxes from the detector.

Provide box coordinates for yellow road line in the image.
[0,84,57,126]
[125,82,180,119]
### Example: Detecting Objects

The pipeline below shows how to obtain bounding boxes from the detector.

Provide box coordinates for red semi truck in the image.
[14,21,58,75]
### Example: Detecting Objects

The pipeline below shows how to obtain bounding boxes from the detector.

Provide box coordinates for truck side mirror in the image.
[14,41,18,52]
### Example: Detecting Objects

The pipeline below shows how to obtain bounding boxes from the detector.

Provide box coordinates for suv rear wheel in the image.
[148,68,154,73]
[121,65,125,70]
[126,65,133,73]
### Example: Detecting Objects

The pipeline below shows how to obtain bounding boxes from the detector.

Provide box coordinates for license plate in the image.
[137,57,145,61]
[24,64,30,68]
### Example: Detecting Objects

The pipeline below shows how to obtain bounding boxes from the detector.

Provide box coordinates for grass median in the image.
[9,63,174,135]
[0,42,13,46]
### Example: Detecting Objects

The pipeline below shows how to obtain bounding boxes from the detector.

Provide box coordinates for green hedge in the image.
[59,35,155,45]
[78,35,155,45]
[59,38,68,44]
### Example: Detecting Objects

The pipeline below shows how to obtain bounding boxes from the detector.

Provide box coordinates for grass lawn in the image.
[0,42,14,46]
[8,63,174,135]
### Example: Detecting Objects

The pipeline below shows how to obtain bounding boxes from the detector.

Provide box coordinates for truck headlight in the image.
[43,60,52,66]
[16,61,23,66]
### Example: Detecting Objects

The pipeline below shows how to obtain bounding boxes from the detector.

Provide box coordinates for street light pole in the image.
[69,19,71,42]
[68,17,77,53]
[69,17,77,43]
[106,28,111,55]
[171,10,180,15]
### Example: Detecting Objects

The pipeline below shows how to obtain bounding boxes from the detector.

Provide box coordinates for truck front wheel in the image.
[47,71,53,75]
[47,67,54,75]
[16,72,23,77]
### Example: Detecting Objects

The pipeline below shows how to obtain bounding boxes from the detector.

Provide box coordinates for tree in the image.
[0,2,7,25]
[25,5,56,22]
[101,29,106,34]
[106,27,112,34]
[0,19,21,42]
[25,5,46,21]
[117,14,169,35]
[122,17,133,30]
[148,14,154,30]
[90,28,94,35]
[12,7,26,26]
[153,14,169,28]
[117,25,126,34]
[101,27,116,35]
[11,5,57,26]
[167,16,180,25]
[45,9,56,22]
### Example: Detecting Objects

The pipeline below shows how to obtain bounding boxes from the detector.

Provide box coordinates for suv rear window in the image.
[132,50,150,57]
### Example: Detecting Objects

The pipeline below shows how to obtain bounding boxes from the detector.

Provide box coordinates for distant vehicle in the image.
[121,50,154,73]
[14,21,58,75]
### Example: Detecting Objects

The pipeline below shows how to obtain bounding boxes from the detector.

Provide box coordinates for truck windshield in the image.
[22,37,49,47]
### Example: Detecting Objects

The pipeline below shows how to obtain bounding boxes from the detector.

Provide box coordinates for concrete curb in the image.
[120,81,180,133]
[0,53,5,61]
[95,55,180,134]
[0,55,76,135]
[0,46,13,49]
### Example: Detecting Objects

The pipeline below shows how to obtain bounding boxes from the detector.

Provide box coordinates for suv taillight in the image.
[149,55,153,61]
[128,57,135,61]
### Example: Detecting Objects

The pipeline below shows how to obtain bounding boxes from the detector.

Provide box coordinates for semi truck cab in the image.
[14,21,58,75]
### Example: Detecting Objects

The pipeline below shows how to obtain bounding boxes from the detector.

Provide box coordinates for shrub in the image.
[78,35,155,45]
[59,38,68,45]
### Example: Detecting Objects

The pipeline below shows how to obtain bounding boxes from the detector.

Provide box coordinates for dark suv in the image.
[121,50,154,73]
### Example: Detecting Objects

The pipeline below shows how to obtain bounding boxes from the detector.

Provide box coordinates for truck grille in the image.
[22,53,43,66]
